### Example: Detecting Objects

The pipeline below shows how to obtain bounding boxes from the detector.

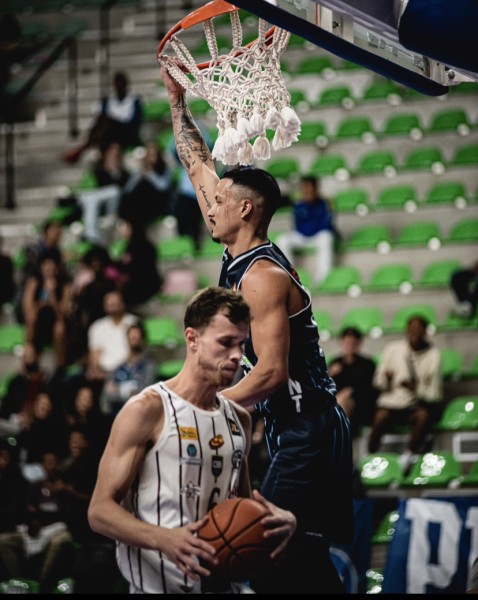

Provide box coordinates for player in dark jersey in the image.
[161,66,355,594]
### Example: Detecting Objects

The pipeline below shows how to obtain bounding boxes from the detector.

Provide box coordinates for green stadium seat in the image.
[312,309,334,341]
[296,267,313,291]
[428,108,472,136]
[449,143,478,167]
[143,99,171,122]
[298,121,329,147]
[316,84,355,109]
[0,372,15,399]
[371,510,400,544]
[441,312,478,331]
[440,348,464,380]
[447,218,478,243]
[401,146,446,174]
[459,460,478,487]
[197,236,224,259]
[366,568,385,594]
[435,396,478,431]
[296,55,335,76]
[375,184,418,211]
[355,149,398,177]
[423,180,468,208]
[157,236,195,261]
[0,579,40,594]
[288,89,311,112]
[358,453,403,489]
[381,112,423,140]
[388,304,438,334]
[396,221,442,249]
[332,187,369,215]
[266,157,300,180]
[308,154,349,180]
[339,306,385,338]
[0,324,25,353]
[335,115,376,143]
[417,259,462,288]
[366,263,413,294]
[144,316,183,349]
[448,82,478,95]
[402,451,463,487]
[193,35,230,55]
[188,98,213,116]
[344,224,392,253]
[360,79,403,105]
[156,359,185,380]
[317,265,362,296]
[53,577,75,594]
[464,355,478,379]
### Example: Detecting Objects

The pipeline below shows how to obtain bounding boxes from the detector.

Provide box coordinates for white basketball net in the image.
[158,10,301,166]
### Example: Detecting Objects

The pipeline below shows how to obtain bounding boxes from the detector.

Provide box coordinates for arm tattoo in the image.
[198,184,212,209]
[171,95,212,170]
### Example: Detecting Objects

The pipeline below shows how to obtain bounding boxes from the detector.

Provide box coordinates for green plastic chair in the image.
[266,157,300,180]
[417,259,462,288]
[402,451,463,487]
[428,108,472,136]
[332,187,369,215]
[423,180,468,208]
[449,143,478,167]
[344,224,392,253]
[402,146,446,173]
[459,460,478,486]
[288,89,310,111]
[371,510,400,544]
[193,35,230,55]
[316,84,355,109]
[355,149,398,177]
[309,154,349,179]
[366,263,413,293]
[388,304,438,334]
[447,218,478,243]
[0,324,25,353]
[339,306,385,338]
[361,79,403,104]
[441,312,478,331]
[366,568,385,594]
[440,348,464,380]
[381,112,423,139]
[448,82,478,95]
[0,578,40,593]
[296,55,335,76]
[156,359,185,380]
[358,453,403,488]
[335,115,376,142]
[395,221,442,249]
[464,355,478,379]
[143,98,171,122]
[435,396,478,431]
[298,121,328,146]
[312,309,335,340]
[144,316,183,349]
[157,236,195,261]
[375,184,418,211]
[197,236,224,259]
[317,265,362,295]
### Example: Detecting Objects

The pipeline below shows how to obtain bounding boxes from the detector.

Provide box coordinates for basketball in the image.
[197,497,276,582]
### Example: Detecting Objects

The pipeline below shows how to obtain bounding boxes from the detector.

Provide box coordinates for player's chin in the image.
[220,369,237,386]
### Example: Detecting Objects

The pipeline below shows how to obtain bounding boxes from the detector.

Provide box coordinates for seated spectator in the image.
[100,322,156,417]
[14,219,64,325]
[367,315,443,472]
[0,439,29,536]
[450,259,478,320]
[63,70,144,165]
[0,451,75,593]
[21,249,74,371]
[328,326,379,438]
[85,289,138,396]
[276,175,339,286]
[0,233,16,311]
[119,139,174,227]
[113,219,164,309]
[76,141,131,244]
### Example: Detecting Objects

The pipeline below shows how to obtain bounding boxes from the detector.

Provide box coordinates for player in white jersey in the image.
[88,286,296,594]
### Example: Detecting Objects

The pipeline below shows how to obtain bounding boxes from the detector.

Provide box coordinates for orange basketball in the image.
[197,497,276,582]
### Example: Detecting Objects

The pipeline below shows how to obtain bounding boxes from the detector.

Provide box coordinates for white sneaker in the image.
[452,301,473,319]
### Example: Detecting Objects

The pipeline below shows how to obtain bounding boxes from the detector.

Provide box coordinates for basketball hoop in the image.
[157,0,301,166]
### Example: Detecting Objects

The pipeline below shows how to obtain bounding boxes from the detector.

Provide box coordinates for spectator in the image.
[85,289,138,395]
[328,326,379,438]
[14,219,64,325]
[100,321,156,417]
[76,141,131,244]
[0,233,16,311]
[450,259,478,320]
[63,70,144,164]
[367,315,443,472]
[0,439,29,535]
[113,219,164,309]
[21,249,74,371]
[0,451,75,593]
[119,139,174,228]
[276,175,339,286]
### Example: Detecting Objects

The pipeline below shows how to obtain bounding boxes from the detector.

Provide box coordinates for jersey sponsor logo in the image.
[228,418,241,435]
[180,427,199,441]
[209,434,224,449]
[211,455,223,477]
[179,456,203,466]
[231,449,243,469]
[180,481,201,498]
[186,444,197,457]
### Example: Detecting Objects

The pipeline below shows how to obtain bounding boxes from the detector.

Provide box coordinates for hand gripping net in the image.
[158,10,301,166]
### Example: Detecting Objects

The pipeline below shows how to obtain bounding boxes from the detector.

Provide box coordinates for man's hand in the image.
[159,59,186,97]
[252,489,297,562]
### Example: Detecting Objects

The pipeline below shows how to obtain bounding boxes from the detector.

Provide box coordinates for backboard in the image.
[230,0,478,96]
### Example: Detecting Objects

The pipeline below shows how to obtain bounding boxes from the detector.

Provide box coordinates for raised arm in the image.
[160,65,219,230]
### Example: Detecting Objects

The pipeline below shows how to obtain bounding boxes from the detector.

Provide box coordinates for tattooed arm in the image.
[160,65,219,231]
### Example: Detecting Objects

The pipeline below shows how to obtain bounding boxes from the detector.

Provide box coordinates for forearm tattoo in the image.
[171,96,212,170]
[198,183,212,210]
